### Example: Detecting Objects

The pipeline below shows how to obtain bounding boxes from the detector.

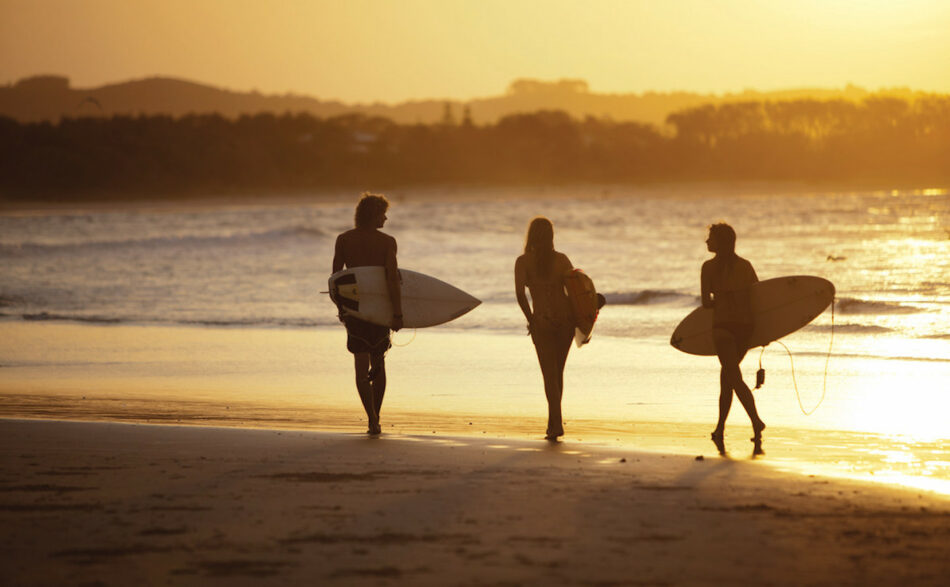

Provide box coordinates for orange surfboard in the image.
[564,269,603,347]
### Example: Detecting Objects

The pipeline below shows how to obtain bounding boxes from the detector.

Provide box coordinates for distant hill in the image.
[0,75,936,127]
[0,75,355,124]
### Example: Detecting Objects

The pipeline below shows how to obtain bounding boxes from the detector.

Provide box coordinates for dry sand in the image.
[1,419,948,586]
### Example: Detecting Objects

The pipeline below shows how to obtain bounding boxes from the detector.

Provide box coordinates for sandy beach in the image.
[1,418,948,586]
[4,0,950,583]
[2,298,949,585]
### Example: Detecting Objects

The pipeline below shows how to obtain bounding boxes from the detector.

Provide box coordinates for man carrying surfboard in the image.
[332,193,403,435]
[701,223,766,456]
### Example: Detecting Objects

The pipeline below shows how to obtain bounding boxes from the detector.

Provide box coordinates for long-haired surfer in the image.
[332,193,403,435]
[701,223,766,455]
[515,217,575,441]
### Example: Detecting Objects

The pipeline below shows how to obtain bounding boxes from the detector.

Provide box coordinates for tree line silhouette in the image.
[1,95,948,199]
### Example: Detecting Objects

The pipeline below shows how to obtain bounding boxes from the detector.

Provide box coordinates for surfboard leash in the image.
[391,328,417,347]
[759,296,835,416]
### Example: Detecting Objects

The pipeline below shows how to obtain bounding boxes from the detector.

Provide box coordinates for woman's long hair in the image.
[709,223,736,256]
[524,217,555,278]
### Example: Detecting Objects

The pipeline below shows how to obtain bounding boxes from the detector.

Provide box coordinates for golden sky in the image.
[2,0,948,102]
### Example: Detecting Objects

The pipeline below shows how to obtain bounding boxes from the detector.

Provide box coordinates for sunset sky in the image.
[2,0,949,103]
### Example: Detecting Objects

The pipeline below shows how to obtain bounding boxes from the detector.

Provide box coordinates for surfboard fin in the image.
[755,368,765,390]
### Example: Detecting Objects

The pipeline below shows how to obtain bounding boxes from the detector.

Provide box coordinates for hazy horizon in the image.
[2,0,949,103]
[8,72,939,106]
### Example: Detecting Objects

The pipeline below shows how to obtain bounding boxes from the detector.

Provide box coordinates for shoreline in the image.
[3,409,949,499]
[2,319,949,498]
[1,418,948,585]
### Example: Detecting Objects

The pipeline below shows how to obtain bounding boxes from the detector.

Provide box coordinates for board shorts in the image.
[343,316,391,355]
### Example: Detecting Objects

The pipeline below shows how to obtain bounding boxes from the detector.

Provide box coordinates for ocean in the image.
[3,186,948,338]
[2,185,949,492]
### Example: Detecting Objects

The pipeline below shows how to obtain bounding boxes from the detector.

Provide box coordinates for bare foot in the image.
[751,435,764,456]
[711,431,726,456]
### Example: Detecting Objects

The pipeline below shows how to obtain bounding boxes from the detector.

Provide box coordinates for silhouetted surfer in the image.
[332,193,403,435]
[515,217,575,440]
[701,223,766,455]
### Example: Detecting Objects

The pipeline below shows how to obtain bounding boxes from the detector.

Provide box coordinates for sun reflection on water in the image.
[766,434,950,497]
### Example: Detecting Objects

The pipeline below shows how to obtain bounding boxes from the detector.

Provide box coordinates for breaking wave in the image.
[605,290,698,306]
[835,297,924,315]
[807,323,892,334]
[0,225,330,254]
[10,312,330,329]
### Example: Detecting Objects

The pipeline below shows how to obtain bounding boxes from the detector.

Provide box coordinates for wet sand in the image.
[1,419,948,586]
[3,321,950,496]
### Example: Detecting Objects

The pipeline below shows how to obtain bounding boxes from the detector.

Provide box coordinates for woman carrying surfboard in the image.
[701,223,767,455]
[515,217,575,441]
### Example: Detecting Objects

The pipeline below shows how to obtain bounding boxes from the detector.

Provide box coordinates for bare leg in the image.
[353,353,380,434]
[369,352,386,417]
[714,368,733,435]
[726,361,765,455]
[552,328,572,436]
[535,342,562,438]
[712,329,765,454]
[711,369,731,455]
[533,325,573,439]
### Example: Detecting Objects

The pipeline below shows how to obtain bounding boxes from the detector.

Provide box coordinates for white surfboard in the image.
[670,275,834,356]
[329,267,481,328]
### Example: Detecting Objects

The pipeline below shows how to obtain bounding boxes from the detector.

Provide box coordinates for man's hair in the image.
[354,192,390,228]
[709,222,737,254]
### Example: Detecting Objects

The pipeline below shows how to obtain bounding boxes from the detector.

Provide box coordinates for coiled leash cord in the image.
[391,328,417,347]
[756,298,835,416]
